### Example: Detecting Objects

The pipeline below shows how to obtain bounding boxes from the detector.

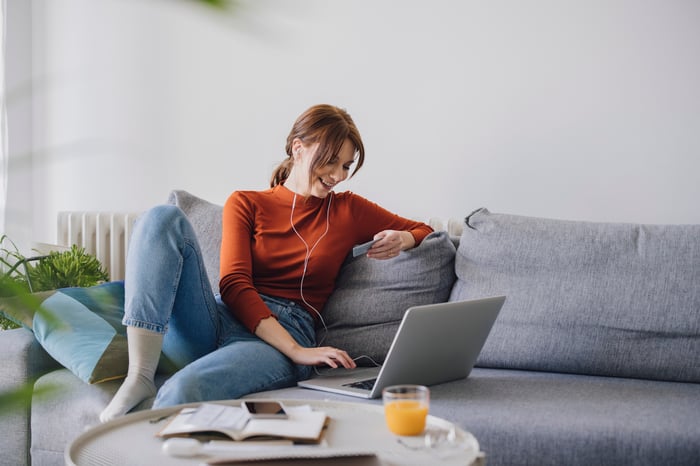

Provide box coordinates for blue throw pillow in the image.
[0,281,128,384]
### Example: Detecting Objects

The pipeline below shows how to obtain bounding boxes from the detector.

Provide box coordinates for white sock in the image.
[100,327,163,423]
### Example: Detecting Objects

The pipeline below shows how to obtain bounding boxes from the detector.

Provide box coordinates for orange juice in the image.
[384,400,429,436]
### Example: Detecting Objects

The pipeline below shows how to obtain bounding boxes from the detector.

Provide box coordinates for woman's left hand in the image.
[366,230,415,260]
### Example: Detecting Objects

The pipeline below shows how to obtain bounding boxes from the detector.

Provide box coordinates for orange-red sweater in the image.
[219,184,433,333]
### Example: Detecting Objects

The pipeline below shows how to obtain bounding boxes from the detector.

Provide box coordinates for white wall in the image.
[5,0,34,249]
[7,0,700,249]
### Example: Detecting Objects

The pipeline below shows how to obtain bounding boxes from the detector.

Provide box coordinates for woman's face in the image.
[298,138,357,198]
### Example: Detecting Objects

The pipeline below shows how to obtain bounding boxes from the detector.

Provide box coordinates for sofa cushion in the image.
[427,368,700,466]
[167,190,223,293]
[0,282,128,384]
[247,368,700,466]
[450,208,700,383]
[321,231,457,365]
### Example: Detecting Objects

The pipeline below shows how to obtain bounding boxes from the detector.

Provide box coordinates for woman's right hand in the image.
[254,316,356,369]
[290,345,357,369]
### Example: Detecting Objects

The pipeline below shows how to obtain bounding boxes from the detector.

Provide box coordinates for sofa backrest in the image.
[450,208,700,383]
[167,190,223,293]
[169,190,700,383]
[166,189,455,295]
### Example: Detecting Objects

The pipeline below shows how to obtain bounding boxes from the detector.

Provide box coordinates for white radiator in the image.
[57,212,141,281]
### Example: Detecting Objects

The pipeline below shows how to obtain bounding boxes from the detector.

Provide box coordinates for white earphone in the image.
[290,191,332,344]
[289,191,382,369]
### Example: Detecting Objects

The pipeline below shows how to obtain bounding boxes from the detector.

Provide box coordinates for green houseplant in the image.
[0,235,109,329]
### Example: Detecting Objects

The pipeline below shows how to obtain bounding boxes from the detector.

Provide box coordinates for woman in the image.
[100,104,433,422]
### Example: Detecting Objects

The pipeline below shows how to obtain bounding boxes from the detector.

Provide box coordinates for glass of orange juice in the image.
[382,385,430,436]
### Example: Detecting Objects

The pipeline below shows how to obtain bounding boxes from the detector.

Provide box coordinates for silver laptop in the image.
[297,296,506,399]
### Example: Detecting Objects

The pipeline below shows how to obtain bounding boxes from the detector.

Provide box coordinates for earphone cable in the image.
[290,191,332,346]
[290,191,380,367]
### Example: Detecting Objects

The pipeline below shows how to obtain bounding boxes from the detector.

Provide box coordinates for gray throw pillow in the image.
[450,208,700,383]
[321,231,457,366]
[166,190,223,293]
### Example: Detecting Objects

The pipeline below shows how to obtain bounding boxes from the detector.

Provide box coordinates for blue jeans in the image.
[122,205,315,407]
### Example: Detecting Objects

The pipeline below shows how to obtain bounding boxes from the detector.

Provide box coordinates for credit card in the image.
[352,239,378,257]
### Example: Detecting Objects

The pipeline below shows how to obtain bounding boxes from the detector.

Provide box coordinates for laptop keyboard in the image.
[343,378,377,390]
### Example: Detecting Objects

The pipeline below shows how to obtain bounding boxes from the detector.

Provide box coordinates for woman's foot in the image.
[100,373,156,422]
[100,326,163,422]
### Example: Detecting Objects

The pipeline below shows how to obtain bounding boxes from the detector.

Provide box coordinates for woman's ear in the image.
[291,138,304,160]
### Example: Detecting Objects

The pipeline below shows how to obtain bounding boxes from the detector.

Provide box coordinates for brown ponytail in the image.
[270,104,365,187]
[270,157,294,188]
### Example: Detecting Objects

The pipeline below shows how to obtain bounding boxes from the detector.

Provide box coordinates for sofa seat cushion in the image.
[431,368,700,466]
[451,208,700,383]
[321,231,456,365]
[249,369,700,466]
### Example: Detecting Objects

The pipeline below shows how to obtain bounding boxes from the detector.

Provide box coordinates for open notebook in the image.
[298,296,505,398]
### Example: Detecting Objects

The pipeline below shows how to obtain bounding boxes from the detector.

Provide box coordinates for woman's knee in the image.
[153,369,205,408]
[138,205,187,232]
[133,205,192,246]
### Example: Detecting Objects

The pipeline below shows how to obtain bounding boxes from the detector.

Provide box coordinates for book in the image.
[156,402,329,444]
[205,450,380,465]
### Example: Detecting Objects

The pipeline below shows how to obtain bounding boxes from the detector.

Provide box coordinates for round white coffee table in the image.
[66,399,483,466]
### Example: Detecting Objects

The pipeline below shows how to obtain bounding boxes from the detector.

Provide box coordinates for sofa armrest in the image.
[0,328,61,466]
[0,328,60,392]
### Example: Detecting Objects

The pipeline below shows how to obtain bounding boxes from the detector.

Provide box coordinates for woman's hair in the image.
[270,104,365,187]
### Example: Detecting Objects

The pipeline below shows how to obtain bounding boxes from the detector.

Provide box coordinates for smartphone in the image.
[242,401,288,419]
[352,239,378,257]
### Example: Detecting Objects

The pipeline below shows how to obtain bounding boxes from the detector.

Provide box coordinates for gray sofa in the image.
[1,190,699,466]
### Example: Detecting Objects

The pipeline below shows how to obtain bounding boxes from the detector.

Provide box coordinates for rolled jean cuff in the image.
[122,318,167,334]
